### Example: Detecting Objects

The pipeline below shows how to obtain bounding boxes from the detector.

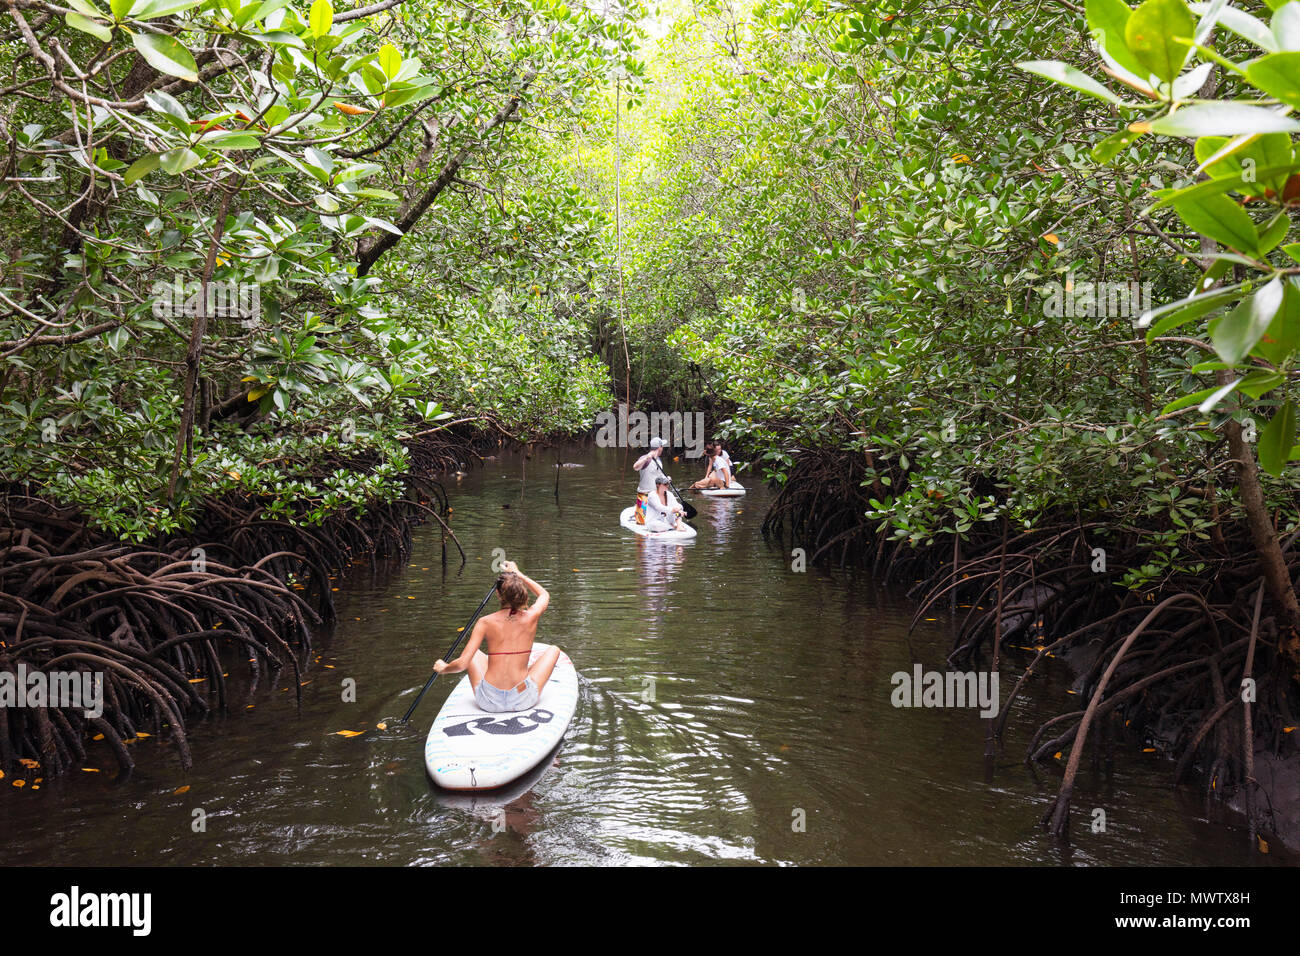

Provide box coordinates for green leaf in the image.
[1197,377,1241,412]
[1169,190,1261,254]
[377,42,402,79]
[65,0,109,16]
[1259,400,1296,474]
[1149,162,1300,208]
[1017,60,1125,104]
[309,0,332,36]
[1247,52,1300,109]
[1144,282,1240,340]
[65,11,112,40]
[124,152,161,184]
[1212,276,1284,362]
[198,130,261,150]
[132,0,199,17]
[1093,126,1146,162]
[131,32,198,82]
[1255,278,1300,363]
[1088,0,1150,80]
[1274,1,1300,50]
[109,0,135,18]
[1162,382,1228,414]
[159,146,202,174]
[1259,211,1291,253]
[1126,0,1195,83]
[1148,103,1300,136]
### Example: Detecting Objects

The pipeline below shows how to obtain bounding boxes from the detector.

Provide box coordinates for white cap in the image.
[649,437,668,449]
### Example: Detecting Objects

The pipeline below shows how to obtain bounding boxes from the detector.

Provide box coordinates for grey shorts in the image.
[474,676,540,713]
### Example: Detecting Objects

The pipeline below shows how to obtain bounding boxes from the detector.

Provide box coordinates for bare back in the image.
[478,605,542,687]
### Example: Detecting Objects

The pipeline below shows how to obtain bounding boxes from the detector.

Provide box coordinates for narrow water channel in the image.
[0,445,1281,865]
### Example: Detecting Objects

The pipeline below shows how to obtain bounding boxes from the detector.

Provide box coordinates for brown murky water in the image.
[0,445,1282,865]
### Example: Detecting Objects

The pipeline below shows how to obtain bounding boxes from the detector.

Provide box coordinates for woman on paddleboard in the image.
[432,561,561,713]
[644,475,688,533]
[692,442,732,490]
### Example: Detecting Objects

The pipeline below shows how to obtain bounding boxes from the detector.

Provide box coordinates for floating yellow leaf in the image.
[1258,835,1269,853]
[12,779,24,787]
[332,730,364,737]
[92,733,105,741]
[376,722,388,730]
[174,785,190,794]
[135,732,151,739]
[1053,752,1062,760]
[1142,747,1155,753]
[18,758,39,769]
[188,678,206,683]
[81,768,100,773]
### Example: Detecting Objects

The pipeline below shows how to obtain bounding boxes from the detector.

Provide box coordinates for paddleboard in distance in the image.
[701,481,746,497]
[424,643,578,791]
[619,506,697,540]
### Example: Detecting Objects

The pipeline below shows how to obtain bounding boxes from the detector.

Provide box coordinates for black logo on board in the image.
[443,709,554,737]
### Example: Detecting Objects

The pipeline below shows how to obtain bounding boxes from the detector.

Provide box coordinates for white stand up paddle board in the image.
[619,505,697,540]
[424,643,578,791]
[701,481,746,497]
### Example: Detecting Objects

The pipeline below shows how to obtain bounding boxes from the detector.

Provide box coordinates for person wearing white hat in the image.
[632,436,671,525]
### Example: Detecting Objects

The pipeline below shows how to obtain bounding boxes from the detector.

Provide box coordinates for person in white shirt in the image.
[692,441,732,490]
[644,475,688,532]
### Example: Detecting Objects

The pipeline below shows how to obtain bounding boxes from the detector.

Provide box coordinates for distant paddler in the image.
[691,441,733,490]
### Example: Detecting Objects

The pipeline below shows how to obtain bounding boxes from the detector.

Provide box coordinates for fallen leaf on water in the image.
[324,664,335,669]
[134,732,151,739]
[332,730,364,737]
[92,734,105,741]
[1142,747,1155,753]
[377,722,388,730]
[1258,835,1269,853]
[1285,727,1295,733]
[81,768,99,773]
[189,678,206,683]
[12,780,24,787]
[1053,752,1062,760]
[18,758,40,769]
[174,785,190,795]
[245,705,255,709]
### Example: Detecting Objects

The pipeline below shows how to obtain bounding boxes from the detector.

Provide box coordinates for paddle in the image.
[654,456,697,520]
[399,580,499,723]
